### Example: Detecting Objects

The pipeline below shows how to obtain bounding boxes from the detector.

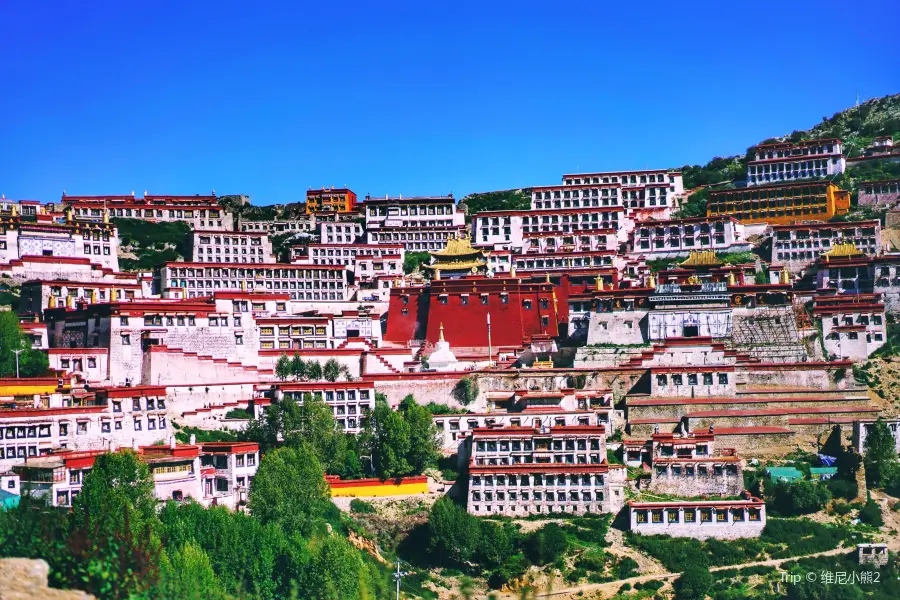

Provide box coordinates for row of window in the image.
[656,373,729,386]
[653,464,738,476]
[368,205,455,216]
[472,490,604,503]
[167,267,344,278]
[564,173,673,185]
[472,454,604,466]
[472,473,604,486]
[634,507,761,524]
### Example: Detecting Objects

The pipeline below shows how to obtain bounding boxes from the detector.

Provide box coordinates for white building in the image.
[158,262,350,301]
[0,217,119,271]
[631,217,748,257]
[465,425,627,517]
[772,220,881,274]
[747,139,845,186]
[814,294,887,360]
[365,196,466,251]
[62,193,234,231]
[629,495,766,539]
[259,381,376,433]
[192,231,275,263]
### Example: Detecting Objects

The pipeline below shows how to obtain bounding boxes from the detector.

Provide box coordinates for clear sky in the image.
[1,1,898,205]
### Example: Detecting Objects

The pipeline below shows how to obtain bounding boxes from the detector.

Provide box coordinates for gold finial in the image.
[509,262,516,278]
[780,266,790,285]
[727,271,736,286]
[110,288,118,302]
[545,272,551,283]
[10,204,18,217]
[103,209,109,224]
[439,322,445,342]
[434,268,441,281]
[65,295,73,309]
[595,276,604,291]
[648,273,656,288]
[90,289,97,304]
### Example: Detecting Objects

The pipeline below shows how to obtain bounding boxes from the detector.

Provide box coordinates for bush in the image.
[452,376,479,406]
[615,556,640,579]
[826,478,859,501]
[833,502,852,516]
[523,524,568,566]
[635,580,665,591]
[768,479,832,516]
[761,519,855,558]
[859,498,884,526]
[674,564,713,600]
[224,408,251,420]
[350,499,376,514]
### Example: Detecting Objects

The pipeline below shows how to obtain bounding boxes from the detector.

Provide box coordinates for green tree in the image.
[426,497,481,565]
[248,445,331,535]
[323,358,343,382]
[453,376,479,406]
[400,397,441,475]
[371,400,411,478]
[523,523,568,565]
[475,521,516,569]
[286,394,349,475]
[305,536,374,600]
[863,418,900,488]
[157,542,232,600]
[307,360,323,381]
[69,449,162,600]
[290,352,307,381]
[673,563,713,600]
[404,251,431,274]
[275,353,291,381]
[768,479,832,516]
[0,311,48,377]
[859,495,884,526]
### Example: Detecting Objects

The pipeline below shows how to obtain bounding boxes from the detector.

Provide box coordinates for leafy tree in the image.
[475,521,516,569]
[0,311,48,377]
[863,418,900,488]
[275,353,291,381]
[859,495,884,526]
[453,376,479,406]
[426,497,481,565]
[248,445,332,535]
[399,397,441,475]
[305,536,375,600]
[673,563,713,600]
[523,523,568,565]
[371,400,412,478]
[768,479,832,516]
[323,358,348,382]
[307,360,323,381]
[157,542,232,600]
[68,449,162,599]
[404,251,431,274]
[290,352,307,381]
[158,501,285,600]
[286,394,349,475]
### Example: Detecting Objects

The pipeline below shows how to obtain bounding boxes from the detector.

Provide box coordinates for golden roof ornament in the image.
[595,276,604,291]
[823,242,865,260]
[680,250,721,267]
[648,273,656,288]
[727,271,736,286]
[439,322,445,342]
[780,266,791,285]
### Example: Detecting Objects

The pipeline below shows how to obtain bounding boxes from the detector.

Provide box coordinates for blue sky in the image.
[1,1,897,205]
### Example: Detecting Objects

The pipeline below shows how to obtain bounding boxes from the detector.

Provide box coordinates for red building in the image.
[384,274,568,349]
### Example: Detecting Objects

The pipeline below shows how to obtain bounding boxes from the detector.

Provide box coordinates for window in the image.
[134,419,142,431]
[121,334,131,346]
[87,358,96,368]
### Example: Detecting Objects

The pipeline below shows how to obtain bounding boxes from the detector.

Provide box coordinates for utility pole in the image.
[487,312,493,367]
[12,349,24,378]
[393,559,409,600]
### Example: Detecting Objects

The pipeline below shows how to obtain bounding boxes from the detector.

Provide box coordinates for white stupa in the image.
[427,323,459,372]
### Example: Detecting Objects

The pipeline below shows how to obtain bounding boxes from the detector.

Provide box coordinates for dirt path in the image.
[496,546,849,600]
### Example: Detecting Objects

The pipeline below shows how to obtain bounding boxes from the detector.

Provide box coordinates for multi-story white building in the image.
[556,169,684,220]
[157,262,349,301]
[254,309,382,351]
[0,216,119,271]
[192,231,275,263]
[464,425,627,516]
[62,193,234,231]
[365,195,466,251]
[644,432,744,497]
[814,294,887,360]
[18,278,149,313]
[772,220,881,274]
[198,442,259,508]
[747,139,845,186]
[629,495,766,539]
[240,217,317,234]
[297,243,405,269]
[631,217,749,257]
[259,381,375,433]
[472,207,625,254]
[0,384,170,472]
[320,221,364,245]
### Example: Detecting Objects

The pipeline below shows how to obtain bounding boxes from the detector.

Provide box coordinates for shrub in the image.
[523,524,568,566]
[615,556,640,579]
[826,478,859,501]
[768,479,831,516]
[350,499,376,514]
[859,498,884,526]
[833,502,852,516]
[674,564,713,600]
[453,376,479,406]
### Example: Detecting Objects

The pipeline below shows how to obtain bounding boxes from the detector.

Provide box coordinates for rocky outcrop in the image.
[0,559,94,600]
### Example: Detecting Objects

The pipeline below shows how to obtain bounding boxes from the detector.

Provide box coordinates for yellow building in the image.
[305,187,357,214]
[707,181,850,225]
